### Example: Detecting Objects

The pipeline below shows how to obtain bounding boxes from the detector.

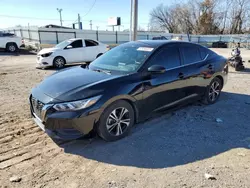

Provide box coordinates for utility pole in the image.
[78,14,81,29]
[96,26,99,31]
[130,0,138,41]
[57,8,63,26]
[90,20,92,30]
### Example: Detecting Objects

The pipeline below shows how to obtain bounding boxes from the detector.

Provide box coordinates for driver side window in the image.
[70,40,83,48]
[147,46,181,70]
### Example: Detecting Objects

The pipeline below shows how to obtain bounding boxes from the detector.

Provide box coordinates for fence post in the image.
[219,36,222,41]
[96,30,99,41]
[28,29,31,41]
[147,34,149,40]
[20,29,23,38]
[38,30,41,44]
[198,36,200,44]
[74,32,76,38]
[115,31,118,44]
[56,31,59,44]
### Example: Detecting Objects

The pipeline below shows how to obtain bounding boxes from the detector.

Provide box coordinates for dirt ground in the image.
[0,48,250,188]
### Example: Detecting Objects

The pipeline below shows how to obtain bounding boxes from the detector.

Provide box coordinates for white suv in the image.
[37,38,109,68]
[0,32,24,52]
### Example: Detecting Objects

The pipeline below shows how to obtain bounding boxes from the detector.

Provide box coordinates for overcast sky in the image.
[0,0,178,30]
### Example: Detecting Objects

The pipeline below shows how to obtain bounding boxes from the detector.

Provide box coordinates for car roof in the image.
[136,40,195,48]
[68,38,97,41]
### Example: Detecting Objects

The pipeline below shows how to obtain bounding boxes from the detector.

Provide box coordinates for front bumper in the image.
[30,96,101,140]
[36,55,54,68]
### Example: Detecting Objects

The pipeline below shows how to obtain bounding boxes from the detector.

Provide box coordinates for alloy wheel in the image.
[106,107,130,136]
[209,81,220,102]
[9,45,16,52]
[55,58,65,68]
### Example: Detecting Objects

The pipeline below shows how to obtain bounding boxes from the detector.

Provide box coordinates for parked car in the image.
[152,36,168,40]
[212,41,228,48]
[0,32,24,52]
[37,38,109,68]
[30,40,228,141]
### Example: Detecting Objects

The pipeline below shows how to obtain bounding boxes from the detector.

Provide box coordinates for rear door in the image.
[63,39,84,63]
[82,39,100,62]
[141,44,187,116]
[179,43,213,98]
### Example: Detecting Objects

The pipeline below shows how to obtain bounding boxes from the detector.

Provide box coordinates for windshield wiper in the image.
[95,69,111,75]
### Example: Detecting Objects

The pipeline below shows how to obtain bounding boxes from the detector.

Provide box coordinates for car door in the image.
[141,45,187,116]
[179,43,214,98]
[63,39,84,63]
[0,33,6,48]
[81,39,100,62]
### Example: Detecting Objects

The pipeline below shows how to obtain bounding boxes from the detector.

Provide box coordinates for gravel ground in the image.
[0,49,250,188]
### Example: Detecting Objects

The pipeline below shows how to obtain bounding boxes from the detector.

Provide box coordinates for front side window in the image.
[146,46,181,70]
[70,40,83,48]
[180,44,202,65]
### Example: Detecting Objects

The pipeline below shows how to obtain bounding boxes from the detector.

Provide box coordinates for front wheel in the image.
[97,100,135,142]
[53,57,66,69]
[202,77,222,104]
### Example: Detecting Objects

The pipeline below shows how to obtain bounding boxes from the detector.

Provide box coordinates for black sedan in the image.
[30,40,228,141]
[212,41,228,48]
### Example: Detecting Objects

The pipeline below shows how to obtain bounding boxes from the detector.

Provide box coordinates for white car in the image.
[37,38,109,68]
[0,32,24,52]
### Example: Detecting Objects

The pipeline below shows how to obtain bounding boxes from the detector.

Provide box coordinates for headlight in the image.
[53,95,101,111]
[41,52,53,57]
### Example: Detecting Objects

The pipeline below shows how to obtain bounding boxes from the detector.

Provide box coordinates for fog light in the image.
[42,62,48,65]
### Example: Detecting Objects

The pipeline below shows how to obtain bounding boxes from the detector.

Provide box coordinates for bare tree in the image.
[229,0,250,34]
[150,4,180,33]
[149,0,250,34]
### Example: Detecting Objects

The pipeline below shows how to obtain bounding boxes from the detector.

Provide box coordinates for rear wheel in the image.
[53,56,66,69]
[202,77,222,104]
[97,100,135,142]
[96,53,103,59]
[6,43,18,53]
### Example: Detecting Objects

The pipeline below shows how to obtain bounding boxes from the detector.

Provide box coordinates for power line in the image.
[0,14,75,22]
[82,0,97,17]
[0,13,150,25]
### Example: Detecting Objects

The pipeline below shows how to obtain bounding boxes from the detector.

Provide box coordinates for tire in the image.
[53,56,66,69]
[202,77,222,105]
[96,53,103,59]
[97,100,135,142]
[6,43,18,53]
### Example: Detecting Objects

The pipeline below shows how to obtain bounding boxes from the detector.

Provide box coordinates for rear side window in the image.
[180,44,202,65]
[199,47,208,60]
[85,40,98,47]
[147,46,181,69]
[70,40,83,48]
[200,46,217,59]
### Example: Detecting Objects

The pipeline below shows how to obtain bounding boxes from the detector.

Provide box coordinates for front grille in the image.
[31,96,44,120]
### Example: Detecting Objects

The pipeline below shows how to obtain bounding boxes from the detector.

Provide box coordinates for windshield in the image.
[55,40,71,49]
[89,42,154,73]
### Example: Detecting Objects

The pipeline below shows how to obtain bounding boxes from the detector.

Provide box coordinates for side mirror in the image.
[148,65,166,74]
[66,45,72,49]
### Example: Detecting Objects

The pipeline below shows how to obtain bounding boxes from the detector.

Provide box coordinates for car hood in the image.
[33,66,121,102]
[38,47,59,55]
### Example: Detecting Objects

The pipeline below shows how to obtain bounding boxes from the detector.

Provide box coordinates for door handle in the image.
[178,72,184,79]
